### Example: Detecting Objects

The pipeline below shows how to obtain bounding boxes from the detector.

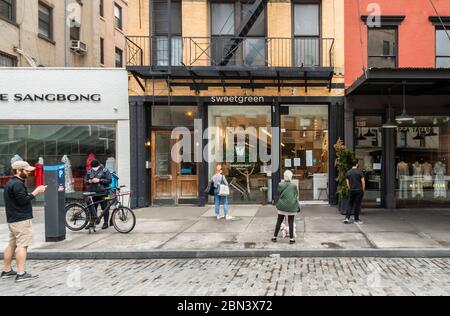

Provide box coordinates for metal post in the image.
[167,0,172,68]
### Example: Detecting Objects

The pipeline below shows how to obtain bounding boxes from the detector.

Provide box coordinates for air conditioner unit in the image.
[70,40,87,55]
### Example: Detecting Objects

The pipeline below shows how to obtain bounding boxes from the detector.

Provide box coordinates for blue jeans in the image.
[214,194,230,216]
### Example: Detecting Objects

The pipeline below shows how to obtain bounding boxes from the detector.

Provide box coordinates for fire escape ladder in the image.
[219,0,267,66]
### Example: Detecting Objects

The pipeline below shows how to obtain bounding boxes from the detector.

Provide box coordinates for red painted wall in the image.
[345,0,450,87]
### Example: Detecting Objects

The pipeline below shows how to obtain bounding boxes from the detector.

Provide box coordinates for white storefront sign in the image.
[0,68,130,190]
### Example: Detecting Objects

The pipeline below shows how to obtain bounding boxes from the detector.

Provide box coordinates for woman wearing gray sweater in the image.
[212,165,235,220]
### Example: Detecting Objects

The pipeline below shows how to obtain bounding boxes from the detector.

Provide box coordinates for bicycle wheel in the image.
[65,203,89,231]
[111,207,136,234]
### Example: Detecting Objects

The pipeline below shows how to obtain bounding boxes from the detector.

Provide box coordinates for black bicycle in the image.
[65,186,136,234]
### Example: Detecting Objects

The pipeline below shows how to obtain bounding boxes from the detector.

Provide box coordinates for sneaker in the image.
[289,239,296,244]
[216,215,222,220]
[225,215,236,220]
[15,272,39,283]
[271,237,277,242]
[1,270,17,279]
[343,218,351,224]
[354,220,364,225]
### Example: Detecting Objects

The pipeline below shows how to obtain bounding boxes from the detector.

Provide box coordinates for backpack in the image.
[107,170,119,194]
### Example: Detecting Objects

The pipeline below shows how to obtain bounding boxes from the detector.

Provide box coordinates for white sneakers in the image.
[216,215,236,220]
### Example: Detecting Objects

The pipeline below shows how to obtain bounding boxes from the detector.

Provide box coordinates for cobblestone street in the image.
[0,258,449,296]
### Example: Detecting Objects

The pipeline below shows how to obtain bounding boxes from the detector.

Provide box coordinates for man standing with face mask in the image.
[2,161,46,283]
[85,160,112,230]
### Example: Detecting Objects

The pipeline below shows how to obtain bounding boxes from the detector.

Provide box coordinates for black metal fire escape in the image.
[219,0,268,66]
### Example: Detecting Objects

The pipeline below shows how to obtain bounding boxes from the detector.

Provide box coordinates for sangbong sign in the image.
[0,93,102,102]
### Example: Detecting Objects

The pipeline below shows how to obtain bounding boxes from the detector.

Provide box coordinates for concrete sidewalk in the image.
[1,205,450,258]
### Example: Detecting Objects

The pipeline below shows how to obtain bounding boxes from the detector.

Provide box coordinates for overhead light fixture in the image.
[363,129,376,137]
[396,82,415,123]
[356,129,366,141]
[413,129,424,140]
[383,89,398,129]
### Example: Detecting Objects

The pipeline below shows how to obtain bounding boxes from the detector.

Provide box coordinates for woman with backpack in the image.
[210,164,235,220]
[272,170,301,244]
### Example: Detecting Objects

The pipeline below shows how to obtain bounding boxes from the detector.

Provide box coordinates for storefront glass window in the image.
[152,106,198,127]
[208,106,272,204]
[396,116,450,207]
[281,105,328,201]
[0,124,116,205]
[354,116,382,207]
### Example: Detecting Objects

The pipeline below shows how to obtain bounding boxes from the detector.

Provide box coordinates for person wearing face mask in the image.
[2,161,46,283]
[84,160,112,230]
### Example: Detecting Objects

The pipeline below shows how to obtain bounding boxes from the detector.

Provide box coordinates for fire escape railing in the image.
[126,36,335,68]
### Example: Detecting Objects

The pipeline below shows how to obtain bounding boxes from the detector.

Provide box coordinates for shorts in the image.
[8,220,34,248]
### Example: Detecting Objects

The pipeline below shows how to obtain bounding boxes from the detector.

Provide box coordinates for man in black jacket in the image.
[2,161,46,283]
[85,160,112,230]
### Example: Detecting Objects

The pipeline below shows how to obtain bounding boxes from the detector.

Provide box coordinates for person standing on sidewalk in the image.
[272,170,301,244]
[2,161,46,283]
[344,160,365,224]
[85,160,112,230]
[211,164,235,220]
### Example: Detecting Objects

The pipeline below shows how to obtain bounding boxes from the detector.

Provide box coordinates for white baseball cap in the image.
[11,161,35,172]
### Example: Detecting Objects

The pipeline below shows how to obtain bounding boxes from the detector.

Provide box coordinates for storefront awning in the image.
[346,68,450,96]
[127,65,335,92]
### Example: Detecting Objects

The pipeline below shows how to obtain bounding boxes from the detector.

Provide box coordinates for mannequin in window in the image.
[34,157,45,187]
[422,160,433,188]
[412,161,424,198]
[10,154,23,166]
[62,155,75,193]
[397,159,409,200]
[105,149,116,174]
[434,160,447,198]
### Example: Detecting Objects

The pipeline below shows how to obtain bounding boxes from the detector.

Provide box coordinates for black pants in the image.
[274,215,295,239]
[346,190,364,221]
[92,195,109,224]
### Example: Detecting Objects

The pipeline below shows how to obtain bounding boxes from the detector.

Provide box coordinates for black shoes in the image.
[290,239,296,244]
[271,237,277,242]
[102,223,109,230]
[1,270,17,279]
[15,272,39,283]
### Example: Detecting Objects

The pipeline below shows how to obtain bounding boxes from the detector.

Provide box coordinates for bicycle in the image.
[65,186,136,234]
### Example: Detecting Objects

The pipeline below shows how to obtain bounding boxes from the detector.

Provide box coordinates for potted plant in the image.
[334,138,355,215]
[259,186,269,205]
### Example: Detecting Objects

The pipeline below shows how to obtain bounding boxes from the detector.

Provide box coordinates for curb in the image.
[3,248,450,260]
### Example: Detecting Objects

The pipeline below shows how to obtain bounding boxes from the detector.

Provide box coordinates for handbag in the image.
[218,176,230,196]
[205,181,215,196]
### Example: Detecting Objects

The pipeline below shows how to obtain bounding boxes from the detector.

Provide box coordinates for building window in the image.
[281,105,329,201]
[0,124,117,206]
[0,0,15,22]
[293,3,320,67]
[114,3,122,30]
[152,0,182,66]
[210,2,267,66]
[0,51,17,67]
[368,28,397,68]
[115,47,123,67]
[100,38,105,65]
[395,116,450,208]
[354,116,382,207]
[38,2,53,40]
[100,0,104,17]
[436,29,450,68]
[208,106,273,204]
